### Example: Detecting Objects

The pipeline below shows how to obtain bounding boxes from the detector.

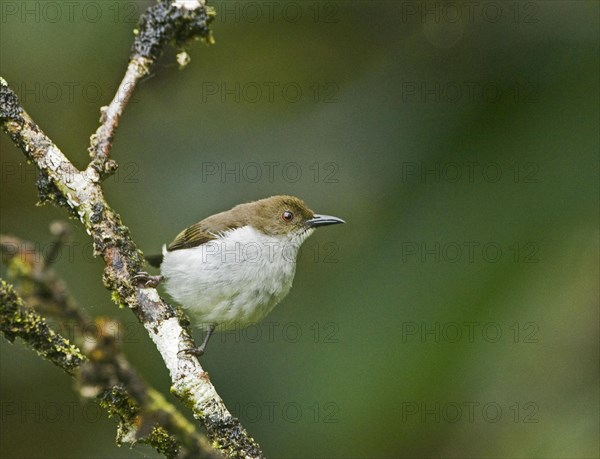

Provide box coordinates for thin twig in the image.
[87,0,214,180]
[87,57,150,177]
[40,220,71,271]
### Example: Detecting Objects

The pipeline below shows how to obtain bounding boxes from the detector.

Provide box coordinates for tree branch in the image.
[0,1,262,454]
[0,279,85,373]
[88,0,214,179]
[1,231,221,458]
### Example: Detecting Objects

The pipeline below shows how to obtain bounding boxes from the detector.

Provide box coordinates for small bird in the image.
[136,195,344,356]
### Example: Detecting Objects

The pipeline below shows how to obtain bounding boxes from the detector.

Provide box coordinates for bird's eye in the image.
[282,211,294,222]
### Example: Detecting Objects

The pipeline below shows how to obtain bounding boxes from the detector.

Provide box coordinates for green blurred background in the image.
[1,1,598,457]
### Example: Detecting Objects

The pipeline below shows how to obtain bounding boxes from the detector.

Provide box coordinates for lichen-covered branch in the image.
[1,231,221,459]
[1,79,262,458]
[1,1,261,455]
[0,279,85,372]
[88,0,214,179]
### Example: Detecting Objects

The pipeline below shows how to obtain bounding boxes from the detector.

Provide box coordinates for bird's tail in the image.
[145,254,163,268]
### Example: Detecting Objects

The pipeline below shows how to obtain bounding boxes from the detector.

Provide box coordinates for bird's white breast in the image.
[160,225,313,328]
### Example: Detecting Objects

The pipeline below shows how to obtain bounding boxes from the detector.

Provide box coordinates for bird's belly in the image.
[160,234,298,328]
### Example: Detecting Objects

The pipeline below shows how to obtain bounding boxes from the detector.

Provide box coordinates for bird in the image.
[135,195,345,356]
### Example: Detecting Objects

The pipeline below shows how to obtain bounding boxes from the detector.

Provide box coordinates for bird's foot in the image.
[178,346,206,358]
[177,324,216,359]
[132,271,163,288]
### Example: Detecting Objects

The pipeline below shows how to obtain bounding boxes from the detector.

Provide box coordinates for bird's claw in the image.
[133,271,163,288]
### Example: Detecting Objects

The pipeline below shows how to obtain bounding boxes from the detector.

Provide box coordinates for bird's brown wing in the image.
[166,209,249,252]
[145,223,220,267]
[146,208,248,266]
[166,222,218,251]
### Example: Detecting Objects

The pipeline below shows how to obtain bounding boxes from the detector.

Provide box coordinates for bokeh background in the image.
[1,1,598,458]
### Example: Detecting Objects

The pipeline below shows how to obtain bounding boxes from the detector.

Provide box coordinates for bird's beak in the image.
[306,214,346,228]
